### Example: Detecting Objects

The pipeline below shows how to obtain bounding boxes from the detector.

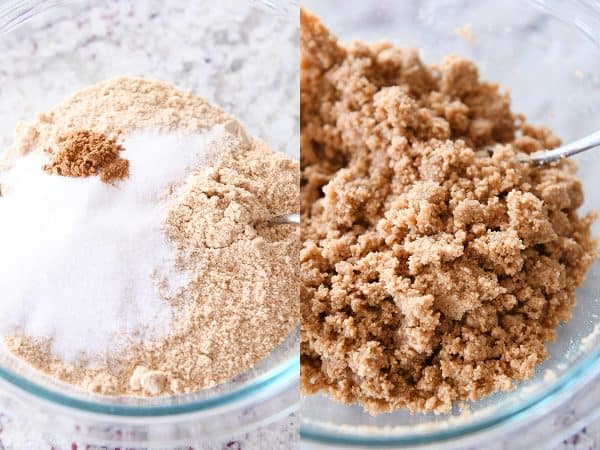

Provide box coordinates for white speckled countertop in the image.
[0,410,299,449]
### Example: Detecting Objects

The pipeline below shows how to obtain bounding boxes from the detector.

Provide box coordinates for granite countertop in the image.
[0,392,596,449]
[0,392,597,449]
[0,410,299,450]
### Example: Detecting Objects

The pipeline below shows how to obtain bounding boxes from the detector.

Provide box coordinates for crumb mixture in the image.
[300,9,596,414]
[1,77,299,396]
[43,130,129,184]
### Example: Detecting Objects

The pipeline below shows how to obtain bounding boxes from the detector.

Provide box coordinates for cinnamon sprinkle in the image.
[43,130,129,184]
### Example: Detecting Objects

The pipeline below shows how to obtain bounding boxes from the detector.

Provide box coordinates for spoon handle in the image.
[527,129,600,165]
[269,213,300,225]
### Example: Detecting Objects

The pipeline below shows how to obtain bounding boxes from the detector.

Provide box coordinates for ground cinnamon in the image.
[43,130,129,184]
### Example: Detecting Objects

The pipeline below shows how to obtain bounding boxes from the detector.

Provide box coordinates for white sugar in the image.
[0,126,226,362]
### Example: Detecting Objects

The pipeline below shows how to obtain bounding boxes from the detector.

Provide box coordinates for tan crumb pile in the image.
[300,9,596,415]
[43,130,129,184]
[0,76,231,170]
[2,77,299,396]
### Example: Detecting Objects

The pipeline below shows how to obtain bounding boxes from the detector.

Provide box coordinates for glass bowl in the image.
[0,0,299,447]
[300,0,600,448]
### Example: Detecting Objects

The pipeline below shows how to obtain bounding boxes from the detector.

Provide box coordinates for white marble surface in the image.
[0,410,299,450]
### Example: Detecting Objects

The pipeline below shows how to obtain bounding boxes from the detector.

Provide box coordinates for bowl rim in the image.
[300,344,600,447]
[0,327,300,417]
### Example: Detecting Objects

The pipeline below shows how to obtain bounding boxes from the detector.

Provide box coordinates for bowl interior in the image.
[300,0,600,444]
[0,0,299,414]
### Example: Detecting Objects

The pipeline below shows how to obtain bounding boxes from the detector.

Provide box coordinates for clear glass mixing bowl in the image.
[300,0,600,448]
[0,0,299,447]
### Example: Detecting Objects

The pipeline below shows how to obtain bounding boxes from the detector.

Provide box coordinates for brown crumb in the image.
[300,9,596,415]
[43,130,129,184]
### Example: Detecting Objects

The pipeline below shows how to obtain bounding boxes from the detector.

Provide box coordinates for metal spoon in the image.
[269,131,600,226]
[252,132,600,225]
[518,129,600,165]
[269,213,300,225]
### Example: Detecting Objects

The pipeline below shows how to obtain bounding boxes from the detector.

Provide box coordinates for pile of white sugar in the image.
[0,127,226,362]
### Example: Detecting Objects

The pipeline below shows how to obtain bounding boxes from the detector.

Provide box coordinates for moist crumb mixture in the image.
[300,9,596,414]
